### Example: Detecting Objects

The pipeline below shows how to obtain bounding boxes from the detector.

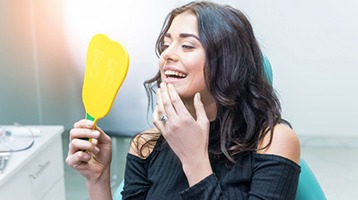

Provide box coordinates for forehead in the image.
[167,11,198,35]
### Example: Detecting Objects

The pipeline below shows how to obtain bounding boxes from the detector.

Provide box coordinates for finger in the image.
[193,93,209,123]
[72,119,96,142]
[156,88,166,117]
[69,138,100,154]
[69,128,100,141]
[153,105,165,131]
[156,89,169,126]
[93,126,111,145]
[153,105,160,122]
[167,83,191,118]
[91,138,98,146]
[66,150,91,168]
[159,82,177,117]
[74,119,95,129]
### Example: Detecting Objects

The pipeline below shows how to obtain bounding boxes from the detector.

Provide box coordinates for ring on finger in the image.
[160,115,169,123]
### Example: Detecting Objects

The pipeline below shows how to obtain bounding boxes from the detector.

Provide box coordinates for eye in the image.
[162,44,169,50]
[182,44,194,50]
[162,42,171,51]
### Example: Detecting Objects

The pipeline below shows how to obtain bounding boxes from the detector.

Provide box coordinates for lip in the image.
[161,65,187,84]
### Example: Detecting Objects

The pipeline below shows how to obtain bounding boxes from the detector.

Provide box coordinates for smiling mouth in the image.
[164,70,187,79]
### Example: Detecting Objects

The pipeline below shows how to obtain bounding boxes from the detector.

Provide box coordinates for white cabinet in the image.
[0,126,65,200]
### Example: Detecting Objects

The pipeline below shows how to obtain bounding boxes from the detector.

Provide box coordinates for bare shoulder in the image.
[129,128,160,159]
[257,124,301,165]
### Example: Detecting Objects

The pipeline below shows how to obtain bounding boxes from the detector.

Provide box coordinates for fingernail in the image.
[94,146,100,153]
[85,120,94,128]
[196,93,201,101]
[92,130,100,138]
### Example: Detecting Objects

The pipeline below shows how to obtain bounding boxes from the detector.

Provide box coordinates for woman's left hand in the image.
[153,82,212,186]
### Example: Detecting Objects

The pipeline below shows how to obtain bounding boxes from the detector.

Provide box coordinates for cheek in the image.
[157,59,165,80]
[191,60,206,80]
[188,68,207,91]
[186,53,205,70]
[192,52,206,71]
[158,57,164,68]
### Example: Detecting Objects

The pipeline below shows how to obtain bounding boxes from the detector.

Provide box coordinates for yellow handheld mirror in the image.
[82,34,129,131]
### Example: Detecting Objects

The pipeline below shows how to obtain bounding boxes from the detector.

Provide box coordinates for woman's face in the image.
[159,11,211,103]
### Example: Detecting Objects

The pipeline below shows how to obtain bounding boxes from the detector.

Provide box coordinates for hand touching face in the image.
[153,82,213,186]
[154,82,210,163]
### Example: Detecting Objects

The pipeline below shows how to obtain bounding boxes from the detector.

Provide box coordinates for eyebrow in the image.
[164,33,200,41]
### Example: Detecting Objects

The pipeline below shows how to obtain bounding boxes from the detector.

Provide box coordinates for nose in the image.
[161,45,179,62]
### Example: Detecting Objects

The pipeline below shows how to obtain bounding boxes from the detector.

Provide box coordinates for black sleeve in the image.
[121,154,150,200]
[248,155,301,200]
[179,173,228,200]
[180,154,300,200]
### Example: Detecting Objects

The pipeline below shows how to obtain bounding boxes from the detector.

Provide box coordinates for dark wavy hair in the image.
[139,1,282,164]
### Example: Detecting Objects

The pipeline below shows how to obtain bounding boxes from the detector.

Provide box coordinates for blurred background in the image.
[1,0,357,199]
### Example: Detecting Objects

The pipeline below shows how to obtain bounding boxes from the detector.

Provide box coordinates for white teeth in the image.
[164,70,187,78]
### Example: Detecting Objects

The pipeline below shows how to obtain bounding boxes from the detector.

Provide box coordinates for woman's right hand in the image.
[66,119,112,183]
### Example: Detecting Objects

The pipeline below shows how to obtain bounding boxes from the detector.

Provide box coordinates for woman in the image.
[66,1,301,199]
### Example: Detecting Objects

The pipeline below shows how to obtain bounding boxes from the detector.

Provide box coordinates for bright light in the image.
[63,0,131,73]
[62,0,173,133]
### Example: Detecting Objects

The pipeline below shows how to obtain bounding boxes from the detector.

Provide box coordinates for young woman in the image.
[66,1,300,199]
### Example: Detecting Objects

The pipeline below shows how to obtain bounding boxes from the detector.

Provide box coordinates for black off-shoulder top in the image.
[121,134,300,200]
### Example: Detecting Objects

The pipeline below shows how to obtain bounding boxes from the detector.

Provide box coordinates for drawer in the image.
[0,135,65,200]
[41,177,66,200]
[26,136,64,199]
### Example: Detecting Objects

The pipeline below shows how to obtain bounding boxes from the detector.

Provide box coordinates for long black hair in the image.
[140,1,282,164]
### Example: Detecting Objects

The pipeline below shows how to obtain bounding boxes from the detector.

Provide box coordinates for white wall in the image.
[232,0,358,136]
[1,0,357,136]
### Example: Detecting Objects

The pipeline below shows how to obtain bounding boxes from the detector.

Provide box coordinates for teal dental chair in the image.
[113,56,326,200]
